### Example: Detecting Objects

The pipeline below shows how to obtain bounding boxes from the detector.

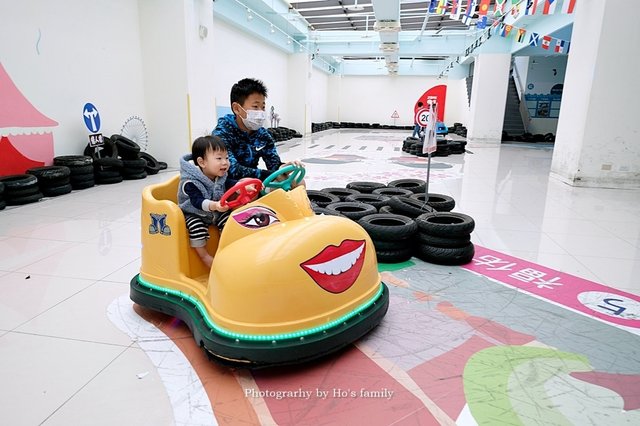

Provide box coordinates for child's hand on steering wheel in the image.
[209,201,230,213]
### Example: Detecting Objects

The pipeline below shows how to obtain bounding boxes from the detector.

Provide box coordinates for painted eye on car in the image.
[232,207,280,229]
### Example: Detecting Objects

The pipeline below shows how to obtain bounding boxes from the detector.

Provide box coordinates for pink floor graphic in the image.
[464,245,640,333]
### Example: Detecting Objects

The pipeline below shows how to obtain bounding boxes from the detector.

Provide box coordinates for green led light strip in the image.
[136,276,384,342]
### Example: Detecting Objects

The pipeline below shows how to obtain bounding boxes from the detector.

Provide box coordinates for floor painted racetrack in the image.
[1,129,639,425]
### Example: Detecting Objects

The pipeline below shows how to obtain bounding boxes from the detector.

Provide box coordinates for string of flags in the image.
[434,0,578,25]
[437,0,575,78]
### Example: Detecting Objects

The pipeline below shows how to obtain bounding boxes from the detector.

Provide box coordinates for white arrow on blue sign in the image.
[83,103,101,133]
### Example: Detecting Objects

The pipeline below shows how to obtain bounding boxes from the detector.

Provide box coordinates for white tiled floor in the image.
[1,129,639,424]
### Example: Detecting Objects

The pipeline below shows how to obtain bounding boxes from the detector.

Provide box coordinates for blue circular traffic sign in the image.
[82,103,101,133]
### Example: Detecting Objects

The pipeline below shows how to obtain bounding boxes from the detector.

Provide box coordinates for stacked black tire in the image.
[358,214,417,263]
[26,166,72,196]
[268,127,302,142]
[112,135,147,180]
[402,135,466,158]
[306,178,475,266]
[414,212,475,265]
[0,174,42,205]
[114,135,162,177]
[53,156,95,190]
[85,136,123,185]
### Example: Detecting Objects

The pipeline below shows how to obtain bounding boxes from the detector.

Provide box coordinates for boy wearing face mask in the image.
[213,78,286,181]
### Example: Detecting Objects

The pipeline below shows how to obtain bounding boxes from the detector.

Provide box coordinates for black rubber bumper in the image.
[130,275,389,368]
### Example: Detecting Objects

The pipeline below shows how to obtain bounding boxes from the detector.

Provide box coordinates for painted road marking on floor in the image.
[359,146,367,150]
[325,145,335,149]
[308,145,319,149]
[356,342,456,426]
[342,145,351,149]
[463,246,640,335]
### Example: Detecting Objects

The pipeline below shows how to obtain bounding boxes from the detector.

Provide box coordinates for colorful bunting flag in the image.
[437,0,448,15]
[494,0,507,17]
[542,35,552,49]
[543,0,558,15]
[504,24,513,37]
[516,27,527,43]
[561,0,577,14]
[477,0,491,29]
[461,0,477,26]
[511,0,522,18]
[525,0,537,15]
[555,39,566,53]
[450,0,462,20]
[529,32,539,46]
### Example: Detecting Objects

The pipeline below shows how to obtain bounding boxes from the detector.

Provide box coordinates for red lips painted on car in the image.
[300,239,366,294]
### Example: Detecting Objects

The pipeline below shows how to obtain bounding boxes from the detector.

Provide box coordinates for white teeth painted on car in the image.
[306,243,365,276]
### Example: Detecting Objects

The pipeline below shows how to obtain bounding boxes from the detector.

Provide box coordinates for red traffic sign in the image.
[415,108,431,126]
[391,110,400,119]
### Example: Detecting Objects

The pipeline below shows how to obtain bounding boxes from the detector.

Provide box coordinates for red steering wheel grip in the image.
[219,178,263,208]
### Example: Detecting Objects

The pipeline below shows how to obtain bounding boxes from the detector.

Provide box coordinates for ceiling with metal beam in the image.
[213,0,574,77]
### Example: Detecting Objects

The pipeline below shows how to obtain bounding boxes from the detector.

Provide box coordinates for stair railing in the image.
[511,62,531,133]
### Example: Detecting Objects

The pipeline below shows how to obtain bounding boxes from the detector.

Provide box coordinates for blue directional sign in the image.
[83,103,101,133]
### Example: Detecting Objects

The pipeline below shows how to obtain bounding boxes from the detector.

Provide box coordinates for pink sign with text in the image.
[463,246,640,331]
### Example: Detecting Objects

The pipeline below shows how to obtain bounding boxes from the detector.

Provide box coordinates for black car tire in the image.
[357,213,417,241]
[112,135,141,159]
[372,187,413,197]
[345,193,390,210]
[326,202,377,220]
[415,243,475,265]
[53,155,93,167]
[306,190,340,207]
[409,193,455,212]
[388,179,427,194]
[376,248,413,264]
[42,184,73,197]
[346,181,386,194]
[321,187,360,201]
[388,196,435,218]
[415,212,476,237]
[417,232,471,248]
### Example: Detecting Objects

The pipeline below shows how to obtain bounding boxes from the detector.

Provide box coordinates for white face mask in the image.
[239,106,266,131]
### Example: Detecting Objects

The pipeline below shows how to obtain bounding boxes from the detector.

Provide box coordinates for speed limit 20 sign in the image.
[415,108,431,126]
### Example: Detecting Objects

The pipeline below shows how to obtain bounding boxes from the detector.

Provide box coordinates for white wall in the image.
[138,0,190,165]
[211,17,289,130]
[525,56,568,95]
[309,67,330,124]
[327,75,469,127]
[185,0,217,139]
[0,0,147,161]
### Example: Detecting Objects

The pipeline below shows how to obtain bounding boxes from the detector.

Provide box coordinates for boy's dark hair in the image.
[192,135,226,163]
[230,78,268,107]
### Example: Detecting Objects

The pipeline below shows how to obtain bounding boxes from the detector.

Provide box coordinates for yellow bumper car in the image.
[130,165,389,367]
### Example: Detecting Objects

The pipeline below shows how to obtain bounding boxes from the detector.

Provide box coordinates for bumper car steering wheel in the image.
[262,164,306,195]
[219,178,263,209]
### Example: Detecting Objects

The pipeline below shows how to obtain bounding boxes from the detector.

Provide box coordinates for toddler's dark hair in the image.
[230,78,268,107]
[192,135,226,163]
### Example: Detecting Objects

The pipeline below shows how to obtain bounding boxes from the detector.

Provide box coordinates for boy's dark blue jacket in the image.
[213,114,283,181]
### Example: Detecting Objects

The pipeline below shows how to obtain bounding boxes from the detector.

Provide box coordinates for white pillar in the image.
[551,0,640,188]
[138,0,215,167]
[467,53,511,142]
[286,53,312,135]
